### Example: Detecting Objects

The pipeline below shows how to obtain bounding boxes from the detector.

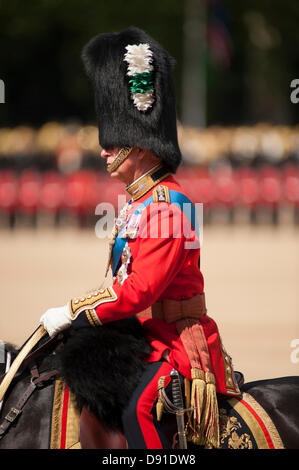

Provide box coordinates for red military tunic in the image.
[69,167,240,399]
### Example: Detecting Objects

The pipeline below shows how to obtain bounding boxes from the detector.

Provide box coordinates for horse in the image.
[0,318,299,450]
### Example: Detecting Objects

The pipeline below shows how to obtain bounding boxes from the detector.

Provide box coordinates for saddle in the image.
[79,370,245,449]
[0,325,245,449]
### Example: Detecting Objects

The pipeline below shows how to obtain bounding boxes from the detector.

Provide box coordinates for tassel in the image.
[184,377,192,439]
[189,368,206,445]
[184,377,191,411]
[202,372,220,448]
[156,376,166,421]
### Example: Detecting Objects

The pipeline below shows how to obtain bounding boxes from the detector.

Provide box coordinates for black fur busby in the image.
[82,26,182,173]
[55,317,151,431]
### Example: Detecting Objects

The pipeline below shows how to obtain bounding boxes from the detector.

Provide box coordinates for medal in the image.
[104,202,130,277]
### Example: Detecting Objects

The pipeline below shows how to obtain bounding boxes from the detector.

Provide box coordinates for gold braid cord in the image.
[107,147,133,173]
[156,376,167,422]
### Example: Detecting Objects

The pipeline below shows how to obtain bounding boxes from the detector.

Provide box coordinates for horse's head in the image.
[0,341,19,377]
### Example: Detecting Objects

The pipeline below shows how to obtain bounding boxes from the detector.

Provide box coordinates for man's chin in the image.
[107,161,120,175]
[106,163,117,175]
[109,169,125,182]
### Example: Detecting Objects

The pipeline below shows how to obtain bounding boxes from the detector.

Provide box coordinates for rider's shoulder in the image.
[151,176,193,206]
[152,184,171,203]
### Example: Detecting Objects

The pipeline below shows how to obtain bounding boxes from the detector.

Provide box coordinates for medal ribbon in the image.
[112,190,200,276]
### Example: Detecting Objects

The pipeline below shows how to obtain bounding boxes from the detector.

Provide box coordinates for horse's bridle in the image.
[0,326,63,440]
[0,326,48,403]
[0,368,58,439]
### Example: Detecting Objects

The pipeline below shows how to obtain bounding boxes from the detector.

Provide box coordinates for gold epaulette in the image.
[153,185,170,203]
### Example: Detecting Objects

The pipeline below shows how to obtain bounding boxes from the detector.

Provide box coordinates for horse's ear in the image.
[3,342,19,356]
[0,342,18,376]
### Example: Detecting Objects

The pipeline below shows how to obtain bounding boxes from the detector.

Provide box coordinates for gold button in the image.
[74,299,79,304]
[80,297,85,301]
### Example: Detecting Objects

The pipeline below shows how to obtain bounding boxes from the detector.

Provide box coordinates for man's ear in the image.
[136,148,147,162]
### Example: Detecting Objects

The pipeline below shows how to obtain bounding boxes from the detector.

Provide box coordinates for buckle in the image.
[5,407,21,423]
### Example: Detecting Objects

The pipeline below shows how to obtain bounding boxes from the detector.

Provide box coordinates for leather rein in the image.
[0,327,63,440]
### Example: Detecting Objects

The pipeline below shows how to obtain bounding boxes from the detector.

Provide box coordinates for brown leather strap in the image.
[0,334,62,388]
[21,334,62,371]
[30,364,40,380]
[138,293,207,323]
[0,326,47,404]
[0,369,59,438]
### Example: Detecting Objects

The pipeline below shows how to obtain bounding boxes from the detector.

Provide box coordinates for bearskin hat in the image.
[81,26,182,173]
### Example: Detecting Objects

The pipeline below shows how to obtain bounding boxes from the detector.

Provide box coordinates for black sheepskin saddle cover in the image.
[54,317,151,431]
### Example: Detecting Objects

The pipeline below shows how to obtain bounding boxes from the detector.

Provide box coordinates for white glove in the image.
[40,304,72,338]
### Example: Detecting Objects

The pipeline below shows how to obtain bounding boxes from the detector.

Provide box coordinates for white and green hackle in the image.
[124,43,155,112]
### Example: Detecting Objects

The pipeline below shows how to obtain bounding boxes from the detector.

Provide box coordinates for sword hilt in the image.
[170,369,187,449]
[170,369,184,411]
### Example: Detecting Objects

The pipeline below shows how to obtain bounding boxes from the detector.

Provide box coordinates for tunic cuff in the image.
[69,286,117,327]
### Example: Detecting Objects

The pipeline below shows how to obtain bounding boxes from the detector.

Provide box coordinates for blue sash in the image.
[112,190,200,276]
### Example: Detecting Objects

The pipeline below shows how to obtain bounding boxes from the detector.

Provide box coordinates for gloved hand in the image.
[39,304,72,338]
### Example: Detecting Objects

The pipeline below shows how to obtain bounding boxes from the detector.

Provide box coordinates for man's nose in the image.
[100,148,110,159]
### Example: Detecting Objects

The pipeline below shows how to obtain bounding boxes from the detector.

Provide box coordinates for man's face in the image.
[100,147,138,184]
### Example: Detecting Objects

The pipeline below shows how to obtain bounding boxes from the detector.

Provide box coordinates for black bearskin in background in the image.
[55,317,151,431]
[82,26,182,173]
